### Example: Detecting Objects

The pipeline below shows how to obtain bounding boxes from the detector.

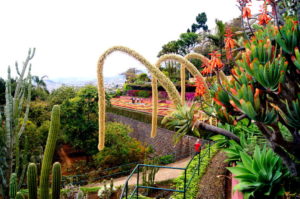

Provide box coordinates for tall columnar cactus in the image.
[1,48,35,199]
[27,163,37,199]
[39,105,61,199]
[51,162,61,199]
[15,192,25,199]
[9,173,17,199]
[97,46,181,150]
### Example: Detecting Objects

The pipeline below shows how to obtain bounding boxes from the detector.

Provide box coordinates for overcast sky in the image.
[0,0,259,80]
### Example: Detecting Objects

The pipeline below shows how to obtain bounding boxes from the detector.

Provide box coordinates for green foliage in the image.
[210,16,300,177]
[27,163,37,199]
[61,85,98,155]
[28,100,51,126]
[9,173,17,199]
[172,144,218,199]
[285,96,300,129]
[142,158,159,196]
[276,17,300,54]
[93,122,146,168]
[228,146,290,199]
[207,19,226,48]
[48,85,76,106]
[136,90,151,98]
[97,179,115,199]
[39,105,61,199]
[51,162,61,199]
[215,120,266,162]
[15,192,25,199]
[0,77,5,106]
[158,154,175,165]
[190,12,208,32]
[162,103,199,144]
[106,106,164,128]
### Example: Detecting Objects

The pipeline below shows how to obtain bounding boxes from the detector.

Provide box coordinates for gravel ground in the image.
[196,152,230,199]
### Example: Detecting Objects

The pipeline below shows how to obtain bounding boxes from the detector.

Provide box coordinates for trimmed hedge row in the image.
[106,106,166,128]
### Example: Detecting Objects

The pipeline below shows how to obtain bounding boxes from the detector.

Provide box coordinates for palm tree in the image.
[32,75,48,91]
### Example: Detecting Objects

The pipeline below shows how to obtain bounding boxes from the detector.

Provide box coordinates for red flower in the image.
[243,7,252,18]
[258,1,271,25]
[201,51,223,75]
[195,76,206,97]
[258,13,271,25]
[224,28,236,60]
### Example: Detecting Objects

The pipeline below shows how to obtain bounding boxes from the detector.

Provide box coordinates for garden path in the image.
[84,156,191,188]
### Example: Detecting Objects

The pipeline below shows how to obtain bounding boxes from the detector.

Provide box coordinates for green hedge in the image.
[171,144,219,199]
[106,106,166,128]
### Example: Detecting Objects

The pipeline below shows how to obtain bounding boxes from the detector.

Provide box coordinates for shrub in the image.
[126,90,139,96]
[93,122,146,168]
[106,106,165,128]
[158,154,175,165]
[137,90,151,98]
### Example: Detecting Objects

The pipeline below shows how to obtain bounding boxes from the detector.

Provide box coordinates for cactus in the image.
[0,49,35,199]
[15,192,25,199]
[9,173,17,199]
[76,190,84,199]
[51,162,61,199]
[27,163,37,199]
[141,159,159,196]
[39,105,61,199]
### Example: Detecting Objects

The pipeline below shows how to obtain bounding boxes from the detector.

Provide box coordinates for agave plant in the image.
[161,103,200,144]
[228,146,290,199]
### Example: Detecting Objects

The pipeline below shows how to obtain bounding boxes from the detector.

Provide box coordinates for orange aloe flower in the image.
[195,75,207,97]
[243,7,252,18]
[224,27,235,60]
[258,13,271,25]
[201,51,223,75]
[258,1,271,25]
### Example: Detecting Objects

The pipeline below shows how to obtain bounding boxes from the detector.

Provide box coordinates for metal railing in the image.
[120,142,211,199]
[60,150,194,187]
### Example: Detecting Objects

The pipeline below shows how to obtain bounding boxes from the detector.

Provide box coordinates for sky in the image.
[0,0,258,80]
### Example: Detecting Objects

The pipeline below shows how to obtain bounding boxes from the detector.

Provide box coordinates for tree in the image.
[32,75,48,91]
[61,85,99,155]
[48,85,76,106]
[120,67,142,83]
[189,12,208,33]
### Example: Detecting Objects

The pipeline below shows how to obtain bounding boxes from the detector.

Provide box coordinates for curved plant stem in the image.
[97,46,181,150]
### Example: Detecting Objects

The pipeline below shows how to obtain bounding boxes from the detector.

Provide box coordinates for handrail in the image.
[119,141,212,199]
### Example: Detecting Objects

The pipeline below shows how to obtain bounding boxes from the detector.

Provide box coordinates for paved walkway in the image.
[84,156,192,188]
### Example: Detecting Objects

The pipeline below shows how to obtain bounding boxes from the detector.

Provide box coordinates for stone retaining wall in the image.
[106,112,198,160]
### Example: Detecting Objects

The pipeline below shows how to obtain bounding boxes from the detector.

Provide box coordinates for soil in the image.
[196,151,230,199]
[57,144,90,175]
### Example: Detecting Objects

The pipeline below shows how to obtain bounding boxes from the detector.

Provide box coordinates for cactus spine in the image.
[51,162,61,199]
[15,192,25,199]
[39,105,61,199]
[27,163,37,199]
[9,173,17,199]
